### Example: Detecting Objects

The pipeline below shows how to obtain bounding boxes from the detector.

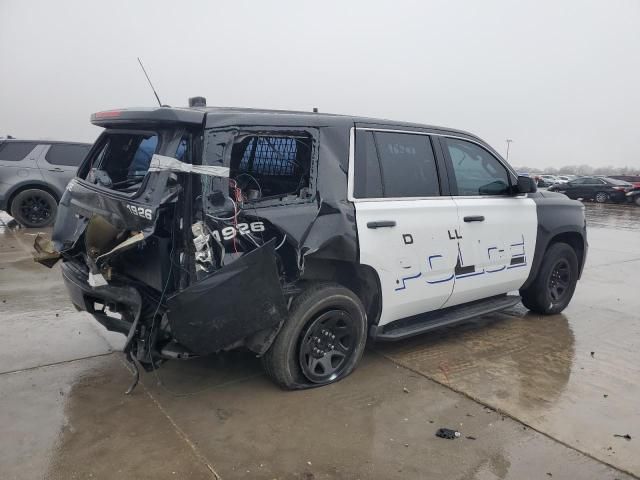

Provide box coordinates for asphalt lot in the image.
[0,203,638,480]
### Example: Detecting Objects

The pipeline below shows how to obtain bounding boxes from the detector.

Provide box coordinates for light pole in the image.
[505,139,513,161]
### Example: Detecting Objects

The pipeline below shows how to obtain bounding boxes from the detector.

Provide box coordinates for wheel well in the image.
[548,232,585,275]
[300,259,382,326]
[7,184,60,212]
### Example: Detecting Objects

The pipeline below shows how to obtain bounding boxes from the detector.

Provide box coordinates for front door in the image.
[439,136,537,307]
[351,128,459,327]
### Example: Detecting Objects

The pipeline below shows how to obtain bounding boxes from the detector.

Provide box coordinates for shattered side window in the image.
[239,137,297,176]
[230,133,313,201]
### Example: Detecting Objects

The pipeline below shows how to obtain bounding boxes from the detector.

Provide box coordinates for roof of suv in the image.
[0,139,91,146]
[91,106,482,142]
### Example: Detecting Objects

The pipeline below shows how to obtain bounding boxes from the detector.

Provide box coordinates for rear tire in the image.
[634,196,640,207]
[10,189,57,228]
[520,242,579,315]
[594,191,608,203]
[262,283,367,390]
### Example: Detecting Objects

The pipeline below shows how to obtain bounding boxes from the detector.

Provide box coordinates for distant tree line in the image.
[513,165,640,176]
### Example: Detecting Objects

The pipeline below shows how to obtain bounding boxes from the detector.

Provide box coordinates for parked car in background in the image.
[548,176,633,203]
[535,176,555,188]
[539,174,558,184]
[555,175,572,183]
[626,187,640,206]
[609,175,640,189]
[0,139,91,227]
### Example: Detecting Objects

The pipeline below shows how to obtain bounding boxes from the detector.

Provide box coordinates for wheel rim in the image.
[298,309,357,383]
[19,194,52,225]
[548,259,571,303]
[595,192,607,203]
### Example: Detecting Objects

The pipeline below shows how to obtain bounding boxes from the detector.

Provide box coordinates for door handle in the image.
[367,220,396,229]
[48,168,64,172]
[463,215,485,222]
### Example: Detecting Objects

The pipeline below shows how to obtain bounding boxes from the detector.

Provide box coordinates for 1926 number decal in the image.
[211,222,265,241]
[126,204,153,220]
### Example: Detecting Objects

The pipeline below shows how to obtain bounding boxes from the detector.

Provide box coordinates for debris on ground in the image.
[613,434,632,440]
[603,394,608,398]
[435,428,460,439]
[590,351,595,358]
[465,435,477,440]
[403,387,410,393]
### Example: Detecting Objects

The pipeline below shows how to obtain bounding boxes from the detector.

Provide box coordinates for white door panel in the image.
[443,197,537,308]
[355,199,459,327]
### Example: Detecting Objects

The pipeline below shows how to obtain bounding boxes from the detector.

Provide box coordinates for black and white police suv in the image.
[37,101,587,390]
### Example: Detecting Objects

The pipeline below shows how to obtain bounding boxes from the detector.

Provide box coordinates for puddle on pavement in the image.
[377,306,575,411]
[584,203,640,230]
[43,355,214,480]
[377,302,640,475]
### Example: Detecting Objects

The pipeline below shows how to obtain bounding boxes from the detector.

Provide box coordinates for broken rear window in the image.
[85,131,187,192]
[229,133,313,201]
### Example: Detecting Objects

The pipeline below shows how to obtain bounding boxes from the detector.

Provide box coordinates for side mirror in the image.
[516,175,537,194]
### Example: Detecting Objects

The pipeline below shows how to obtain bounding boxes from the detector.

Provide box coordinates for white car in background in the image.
[539,174,559,184]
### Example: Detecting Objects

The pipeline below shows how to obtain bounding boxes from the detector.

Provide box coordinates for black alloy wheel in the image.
[10,189,57,228]
[299,309,358,383]
[548,259,571,303]
[21,195,51,224]
[261,283,367,390]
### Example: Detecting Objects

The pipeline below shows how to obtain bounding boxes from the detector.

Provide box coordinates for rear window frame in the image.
[77,127,188,198]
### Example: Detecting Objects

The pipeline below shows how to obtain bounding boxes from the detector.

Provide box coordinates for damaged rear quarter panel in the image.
[52,172,175,251]
[165,240,287,355]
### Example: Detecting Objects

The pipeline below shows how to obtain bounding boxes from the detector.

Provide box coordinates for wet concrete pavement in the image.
[0,203,638,479]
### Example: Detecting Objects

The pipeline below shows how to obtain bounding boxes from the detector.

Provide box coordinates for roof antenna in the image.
[137,57,163,107]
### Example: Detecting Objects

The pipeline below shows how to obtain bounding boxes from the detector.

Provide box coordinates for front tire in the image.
[10,189,57,228]
[262,283,367,390]
[520,242,579,315]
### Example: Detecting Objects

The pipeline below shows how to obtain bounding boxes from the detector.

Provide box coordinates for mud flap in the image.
[165,239,287,355]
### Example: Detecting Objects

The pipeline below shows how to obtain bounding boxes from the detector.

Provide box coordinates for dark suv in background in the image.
[0,139,91,227]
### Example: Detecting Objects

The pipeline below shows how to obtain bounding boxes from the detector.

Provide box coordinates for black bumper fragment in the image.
[61,261,142,335]
[166,239,287,355]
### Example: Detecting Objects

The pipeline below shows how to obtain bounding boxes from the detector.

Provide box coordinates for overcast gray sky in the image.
[1,0,639,169]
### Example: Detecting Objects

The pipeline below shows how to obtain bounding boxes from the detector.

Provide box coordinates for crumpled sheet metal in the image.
[166,239,287,355]
[33,233,61,268]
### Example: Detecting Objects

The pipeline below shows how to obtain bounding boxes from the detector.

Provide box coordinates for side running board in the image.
[370,295,521,341]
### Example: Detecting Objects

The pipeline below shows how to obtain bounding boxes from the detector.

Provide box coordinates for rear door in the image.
[350,127,459,328]
[38,143,91,193]
[439,136,537,307]
[0,142,44,205]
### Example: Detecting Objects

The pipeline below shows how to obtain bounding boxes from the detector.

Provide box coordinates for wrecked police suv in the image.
[36,101,587,390]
